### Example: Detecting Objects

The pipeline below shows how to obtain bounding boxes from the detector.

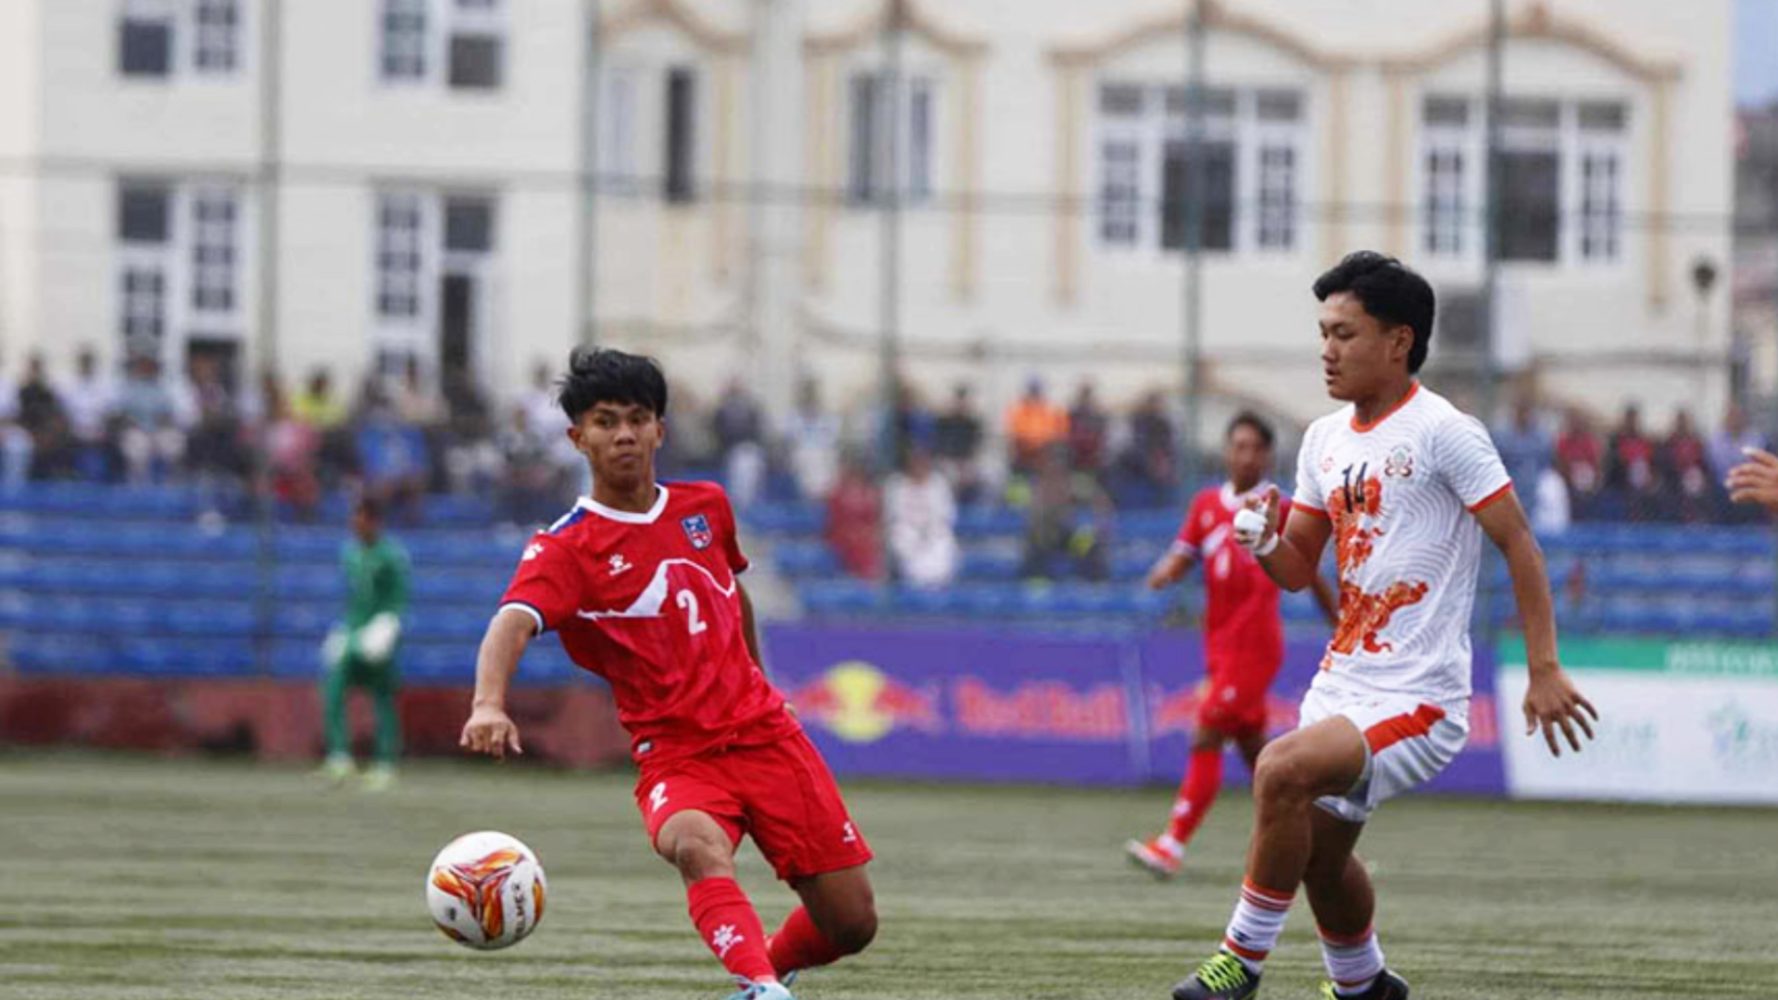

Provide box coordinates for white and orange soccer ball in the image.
[425,831,547,950]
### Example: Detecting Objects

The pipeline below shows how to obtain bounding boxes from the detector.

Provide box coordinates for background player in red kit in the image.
[1127,413,1338,878]
[459,349,875,1000]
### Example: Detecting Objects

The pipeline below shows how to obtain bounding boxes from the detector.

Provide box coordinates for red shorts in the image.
[634,729,874,882]
[1195,649,1282,736]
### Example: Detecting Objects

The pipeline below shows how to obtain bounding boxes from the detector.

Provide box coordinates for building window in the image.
[377,193,426,319]
[119,184,173,245]
[443,196,494,253]
[847,71,939,206]
[119,0,175,78]
[190,187,240,314]
[447,0,504,90]
[1099,139,1141,246]
[381,0,505,89]
[372,190,498,383]
[1418,95,1627,266]
[1422,96,1470,257]
[664,67,698,203]
[599,68,638,187]
[380,0,429,81]
[1495,98,1561,263]
[193,0,241,74]
[1253,89,1303,251]
[116,180,247,362]
[1095,82,1302,255]
[1576,101,1627,262]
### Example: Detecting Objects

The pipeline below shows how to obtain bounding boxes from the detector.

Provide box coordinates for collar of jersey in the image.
[578,485,670,524]
[1349,380,1421,433]
[1220,481,1272,511]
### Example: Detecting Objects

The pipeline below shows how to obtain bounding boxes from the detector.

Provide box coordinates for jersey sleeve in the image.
[498,535,585,634]
[1291,425,1329,518]
[1436,413,1515,512]
[714,488,750,575]
[1174,492,1208,554]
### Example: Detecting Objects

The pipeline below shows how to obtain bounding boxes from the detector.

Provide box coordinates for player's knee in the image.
[827,904,877,955]
[1252,743,1315,803]
[666,832,733,881]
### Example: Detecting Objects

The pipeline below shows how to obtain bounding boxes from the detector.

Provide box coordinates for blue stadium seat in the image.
[959,549,1019,582]
[955,506,1024,538]
[799,579,882,616]
[1117,509,1182,539]
[746,503,825,536]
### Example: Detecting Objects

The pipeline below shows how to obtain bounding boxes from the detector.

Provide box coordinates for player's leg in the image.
[650,800,784,993]
[317,642,355,780]
[1172,716,1366,999]
[1233,728,1267,772]
[1303,809,1408,999]
[362,657,401,790]
[1127,723,1227,878]
[770,864,878,979]
[733,733,875,981]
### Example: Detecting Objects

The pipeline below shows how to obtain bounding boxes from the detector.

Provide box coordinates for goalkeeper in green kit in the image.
[319,496,410,790]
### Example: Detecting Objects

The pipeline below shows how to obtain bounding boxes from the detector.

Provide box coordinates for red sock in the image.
[686,877,777,984]
[768,906,848,978]
[1166,748,1224,844]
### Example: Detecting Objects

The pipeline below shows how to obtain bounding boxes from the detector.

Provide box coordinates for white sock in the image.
[1221,879,1294,972]
[1319,925,1385,996]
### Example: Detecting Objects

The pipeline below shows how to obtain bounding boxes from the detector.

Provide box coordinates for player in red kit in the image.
[1127,413,1338,878]
[459,349,875,1000]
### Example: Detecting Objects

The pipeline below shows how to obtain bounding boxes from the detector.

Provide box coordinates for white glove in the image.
[356,612,403,662]
[1233,507,1278,556]
[321,627,348,669]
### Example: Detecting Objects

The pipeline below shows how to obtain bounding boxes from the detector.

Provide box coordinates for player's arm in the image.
[1145,542,1197,591]
[460,607,534,758]
[738,580,766,672]
[1233,487,1331,592]
[1307,571,1339,625]
[1474,490,1598,757]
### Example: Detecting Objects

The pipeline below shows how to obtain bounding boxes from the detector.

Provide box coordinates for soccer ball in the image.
[425,831,547,950]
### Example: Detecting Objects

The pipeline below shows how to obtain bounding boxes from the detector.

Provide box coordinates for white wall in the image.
[37,0,260,167]
[671,0,1737,438]
[281,0,580,177]
[0,1,43,366]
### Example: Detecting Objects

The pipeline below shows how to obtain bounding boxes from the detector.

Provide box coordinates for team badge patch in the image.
[681,514,714,550]
[1384,445,1415,479]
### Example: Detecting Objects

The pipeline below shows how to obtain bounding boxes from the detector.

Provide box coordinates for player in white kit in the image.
[1171,252,1598,1000]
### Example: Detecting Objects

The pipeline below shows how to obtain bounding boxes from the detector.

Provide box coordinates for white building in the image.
[0,0,1736,436]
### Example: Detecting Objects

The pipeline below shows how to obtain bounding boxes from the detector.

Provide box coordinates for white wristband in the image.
[1253,533,1280,558]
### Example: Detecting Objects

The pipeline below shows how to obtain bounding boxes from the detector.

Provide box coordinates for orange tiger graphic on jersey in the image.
[1323,468,1429,665]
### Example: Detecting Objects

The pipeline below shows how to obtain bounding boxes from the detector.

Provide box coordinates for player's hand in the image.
[1233,486,1282,552]
[1725,447,1778,512]
[460,704,523,759]
[1522,666,1598,757]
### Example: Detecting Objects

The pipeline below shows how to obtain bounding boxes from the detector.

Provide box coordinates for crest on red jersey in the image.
[681,514,714,550]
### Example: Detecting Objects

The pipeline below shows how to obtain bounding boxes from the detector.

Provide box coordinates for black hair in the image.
[1226,410,1275,449]
[354,495,384,521]
[1312,251,1436,374]
[556,347,669,422]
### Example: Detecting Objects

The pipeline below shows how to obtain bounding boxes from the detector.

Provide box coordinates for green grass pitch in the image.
[2,751,1775,999]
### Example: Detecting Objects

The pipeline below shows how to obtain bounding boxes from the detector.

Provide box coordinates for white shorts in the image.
[1297,684,1469,824]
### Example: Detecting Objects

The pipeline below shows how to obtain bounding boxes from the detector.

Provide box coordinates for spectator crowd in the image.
[1,346,1769,590]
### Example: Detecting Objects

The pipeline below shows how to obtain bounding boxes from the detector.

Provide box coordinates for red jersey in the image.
[1175,483,1287,667]
[499,481,798,763]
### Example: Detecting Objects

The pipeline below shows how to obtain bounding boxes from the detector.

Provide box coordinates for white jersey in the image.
[1291,382,1511,706]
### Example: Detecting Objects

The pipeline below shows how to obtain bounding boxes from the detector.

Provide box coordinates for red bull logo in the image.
[784,661,944,744]
[953,678,1127,741]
